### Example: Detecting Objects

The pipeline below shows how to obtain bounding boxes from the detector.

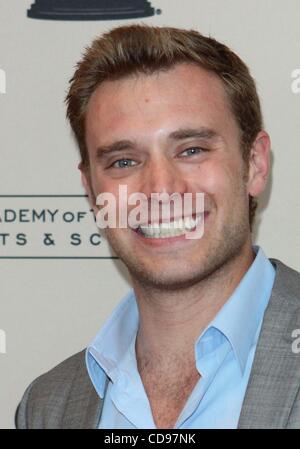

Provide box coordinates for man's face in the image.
[83,63,265,289]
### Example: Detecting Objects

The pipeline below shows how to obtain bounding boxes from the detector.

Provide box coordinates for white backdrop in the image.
[0,0,300,428]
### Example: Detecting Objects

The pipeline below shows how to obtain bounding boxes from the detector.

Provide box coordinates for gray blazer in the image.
[15,258,300,429]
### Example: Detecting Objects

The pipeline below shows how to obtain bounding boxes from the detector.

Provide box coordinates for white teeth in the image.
[184,216,197,230]
[138,215,202,238]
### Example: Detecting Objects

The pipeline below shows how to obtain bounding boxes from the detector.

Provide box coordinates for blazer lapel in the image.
[238,258,300,428]
[60,351,104,429]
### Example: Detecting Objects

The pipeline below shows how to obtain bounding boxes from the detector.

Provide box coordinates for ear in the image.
[78,162,98,217]
[246,131,271,198]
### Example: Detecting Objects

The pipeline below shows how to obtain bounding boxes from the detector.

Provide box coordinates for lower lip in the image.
[132,212,209,247]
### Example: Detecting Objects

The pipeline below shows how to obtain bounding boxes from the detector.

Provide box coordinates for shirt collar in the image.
[196,245,276,374]
[86,289,138,398]
[86,245,276,396]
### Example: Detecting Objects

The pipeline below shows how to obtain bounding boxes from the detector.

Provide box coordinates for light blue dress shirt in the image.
[86,245,276,428]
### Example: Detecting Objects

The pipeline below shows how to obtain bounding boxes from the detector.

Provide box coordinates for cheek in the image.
[189,161,224,195]
[90,170,117,197]
[194,159,246,207]
[220,163,249,212]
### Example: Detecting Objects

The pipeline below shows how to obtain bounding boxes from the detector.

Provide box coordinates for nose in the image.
[140,156,188,199]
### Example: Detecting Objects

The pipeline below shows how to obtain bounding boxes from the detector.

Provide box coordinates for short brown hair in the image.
[66,24,264,230]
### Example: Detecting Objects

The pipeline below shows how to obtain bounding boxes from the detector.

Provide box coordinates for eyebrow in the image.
[95,127,221,159]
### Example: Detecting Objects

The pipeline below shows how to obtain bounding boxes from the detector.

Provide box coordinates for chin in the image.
[129,263,205,290]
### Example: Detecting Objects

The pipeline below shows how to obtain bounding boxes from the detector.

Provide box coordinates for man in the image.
[16,24,300,429]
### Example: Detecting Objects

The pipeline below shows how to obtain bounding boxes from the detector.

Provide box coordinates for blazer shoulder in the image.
[16,349,99,429]
[270,258,300,305]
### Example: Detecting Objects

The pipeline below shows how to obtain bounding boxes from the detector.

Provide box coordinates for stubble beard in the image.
[105,208,251,293]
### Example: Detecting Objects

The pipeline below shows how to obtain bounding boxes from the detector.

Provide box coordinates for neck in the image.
[133,242,256,361]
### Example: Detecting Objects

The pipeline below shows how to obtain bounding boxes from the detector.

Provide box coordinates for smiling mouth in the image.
[133,214,204,239]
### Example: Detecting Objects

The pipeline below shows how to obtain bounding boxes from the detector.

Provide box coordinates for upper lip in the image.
[133,212,209,227]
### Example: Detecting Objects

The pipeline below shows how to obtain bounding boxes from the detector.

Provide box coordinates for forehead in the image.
[85,63,238,144]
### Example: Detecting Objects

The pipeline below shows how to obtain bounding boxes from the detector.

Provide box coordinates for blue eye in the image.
[181,147,204,157]
[112,159,137,168]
